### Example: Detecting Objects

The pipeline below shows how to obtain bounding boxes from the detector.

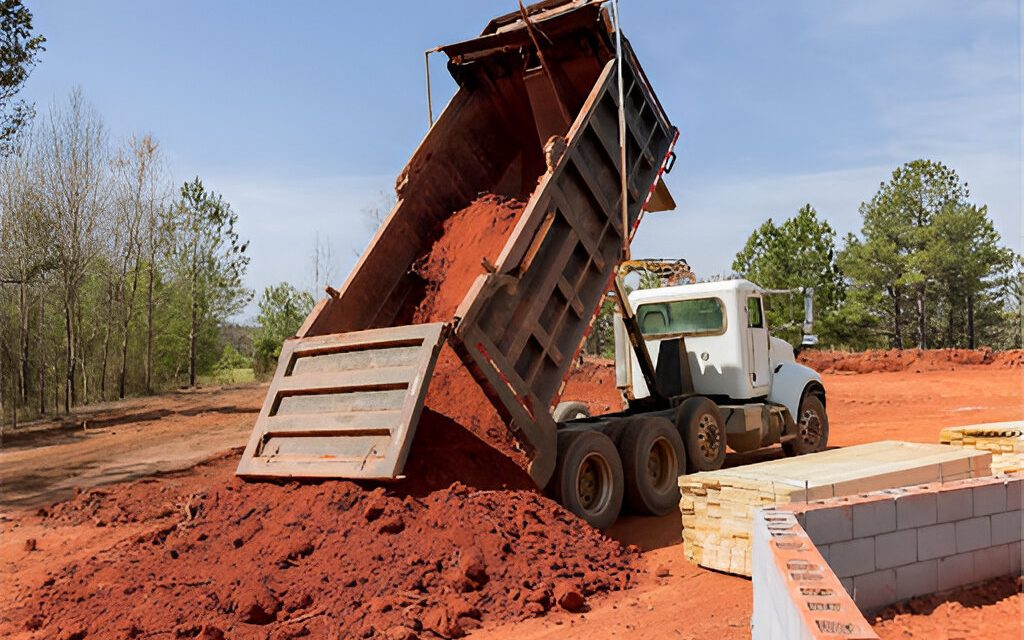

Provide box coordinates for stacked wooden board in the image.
[678,441,992,576]
[939,421,1024,475]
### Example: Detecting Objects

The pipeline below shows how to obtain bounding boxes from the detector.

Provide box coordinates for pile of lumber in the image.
[678,441,992,576]
[939,421,1024,475]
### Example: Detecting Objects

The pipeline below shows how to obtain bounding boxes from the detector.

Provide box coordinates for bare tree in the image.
[112,134,167,398]
[308,230,338,296]
[32,90,110,412]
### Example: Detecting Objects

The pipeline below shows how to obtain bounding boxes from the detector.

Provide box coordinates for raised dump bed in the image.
[237,0,678,487]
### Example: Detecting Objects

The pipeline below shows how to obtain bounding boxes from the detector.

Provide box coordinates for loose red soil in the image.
[559,357,625,416]
[413,194,531,469]
[799,347,1024,374]
[3,444,635,639]
[410,194,525,326]
[871,575,1023,639]
[3,351,1022,640]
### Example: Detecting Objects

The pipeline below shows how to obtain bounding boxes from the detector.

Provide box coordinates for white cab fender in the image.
[767,361,824,419]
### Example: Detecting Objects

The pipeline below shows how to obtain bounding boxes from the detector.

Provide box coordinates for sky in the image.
[19,1,1023,320]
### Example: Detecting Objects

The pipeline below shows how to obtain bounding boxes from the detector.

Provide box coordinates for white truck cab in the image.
[622,279,775,400]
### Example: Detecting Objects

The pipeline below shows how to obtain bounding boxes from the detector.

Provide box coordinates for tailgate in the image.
[235,323,447,479]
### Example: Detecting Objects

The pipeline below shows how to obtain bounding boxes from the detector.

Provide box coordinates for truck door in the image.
[746,296,770,393]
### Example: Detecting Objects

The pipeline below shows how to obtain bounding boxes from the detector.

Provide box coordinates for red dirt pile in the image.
[560,356,624,416]
[7,444,635,639]
[1,195,643,639]
[799,348,1024,374]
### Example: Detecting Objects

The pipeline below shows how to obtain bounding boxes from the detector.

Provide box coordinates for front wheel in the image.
[783,393,829,456]
[550,430,624,529]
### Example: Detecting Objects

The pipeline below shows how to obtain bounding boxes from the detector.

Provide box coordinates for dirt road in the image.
[0,362,1020,639]
[0,384,263,511]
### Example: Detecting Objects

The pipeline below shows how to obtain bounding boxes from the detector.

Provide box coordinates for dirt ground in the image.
[0,359,1021,639]
[871,575,1023,640]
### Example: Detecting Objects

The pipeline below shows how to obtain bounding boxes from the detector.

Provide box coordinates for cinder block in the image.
[973,482,1007,517]
[991,510,1023,546]
[955,516,991,554]
[828,537,875,578]
[875,529,917,570]
[937,488,973,523]
[840,576,854,597]
[917,523,956,561]
[852,568,897,613]
[853,499,896,537]
[937,552,974,592]
[896,560,937,601]
[1007,478,1022,510]
[973,544,1010,582]
[817,544,831,564]
[897,492,937,530]
[804,505,853,545]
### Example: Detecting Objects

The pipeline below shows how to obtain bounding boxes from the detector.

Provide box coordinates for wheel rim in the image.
[647,436,678,492]
[799,408,823,446]
[696,414,721,460]
[576,452,613,515]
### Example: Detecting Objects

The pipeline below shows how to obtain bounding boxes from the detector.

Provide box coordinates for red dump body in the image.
[237,0,678,487]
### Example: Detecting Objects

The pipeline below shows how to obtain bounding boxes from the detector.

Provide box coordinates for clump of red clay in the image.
[10,460,635,639]
[799,347,1024,374]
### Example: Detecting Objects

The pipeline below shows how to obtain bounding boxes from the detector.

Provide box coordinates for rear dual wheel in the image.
[619,417,685,516]
[551,430,624,530]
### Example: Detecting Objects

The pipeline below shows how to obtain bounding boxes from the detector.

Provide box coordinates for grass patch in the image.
[198,367,255,385]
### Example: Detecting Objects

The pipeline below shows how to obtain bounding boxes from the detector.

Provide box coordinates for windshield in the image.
[636,297,726,337]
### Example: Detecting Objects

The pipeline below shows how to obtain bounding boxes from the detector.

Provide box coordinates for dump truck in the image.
[237,0,827,529]
[555,276,828,524]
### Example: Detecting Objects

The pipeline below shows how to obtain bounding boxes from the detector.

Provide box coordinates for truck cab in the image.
[619,279,777,401]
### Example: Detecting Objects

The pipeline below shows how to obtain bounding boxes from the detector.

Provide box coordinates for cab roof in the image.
[628,278,762,305]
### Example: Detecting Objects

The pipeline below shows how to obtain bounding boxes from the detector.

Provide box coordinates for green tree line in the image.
[732,160,1018,350]
[585,159,1019,357]
[0,91,252,427]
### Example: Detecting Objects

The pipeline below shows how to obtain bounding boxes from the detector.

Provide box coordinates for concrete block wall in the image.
[784,474,1023,614]
[751,508,879,640]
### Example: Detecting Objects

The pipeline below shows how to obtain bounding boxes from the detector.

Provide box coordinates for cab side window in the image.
[747,297,764,328]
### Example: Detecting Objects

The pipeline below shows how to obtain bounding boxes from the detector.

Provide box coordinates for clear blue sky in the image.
[20,1,1022,318]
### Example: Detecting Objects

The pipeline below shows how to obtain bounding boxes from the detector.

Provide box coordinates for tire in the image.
[676,397,727,472]
[619,417,685,516]
[551,430,624,529]
[602,419,630,447]
[783,393,829,456]
[553,401,590,423]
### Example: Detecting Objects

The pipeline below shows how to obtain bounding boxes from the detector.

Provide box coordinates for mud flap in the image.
[235,323,448,480]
